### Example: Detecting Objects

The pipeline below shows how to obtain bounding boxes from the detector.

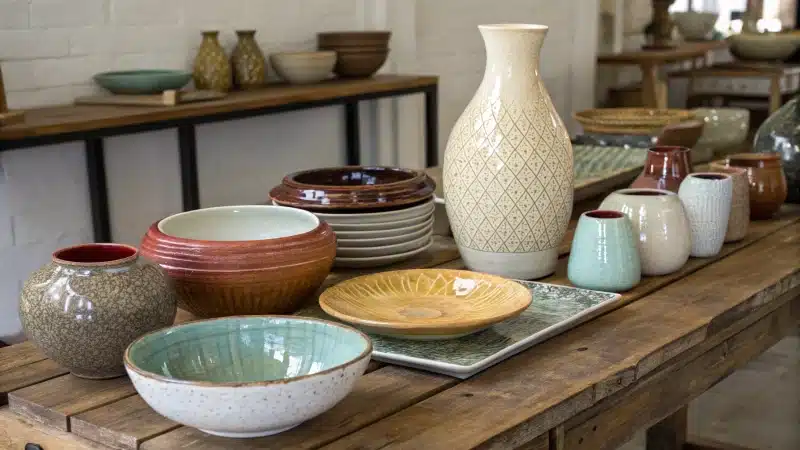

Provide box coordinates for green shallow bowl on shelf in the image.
[93,70,193,95]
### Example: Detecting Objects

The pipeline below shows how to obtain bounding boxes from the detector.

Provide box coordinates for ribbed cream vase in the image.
[678,173,734,258]
[442,24,574,280]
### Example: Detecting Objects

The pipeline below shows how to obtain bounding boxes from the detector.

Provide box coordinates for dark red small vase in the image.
[631,146,693,193]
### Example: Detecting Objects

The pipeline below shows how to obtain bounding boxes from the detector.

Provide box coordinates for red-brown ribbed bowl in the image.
[269,166,435,211]
[140,206,336,317]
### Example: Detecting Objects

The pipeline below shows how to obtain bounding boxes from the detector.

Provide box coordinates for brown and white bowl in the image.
[140,205,336,317]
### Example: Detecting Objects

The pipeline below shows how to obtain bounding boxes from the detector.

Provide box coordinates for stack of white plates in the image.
[314,199,435,268]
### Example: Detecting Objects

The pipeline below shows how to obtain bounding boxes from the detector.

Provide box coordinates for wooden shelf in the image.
[0,75,438,142]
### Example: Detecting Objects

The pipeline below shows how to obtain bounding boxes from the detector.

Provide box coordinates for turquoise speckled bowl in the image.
[93,70,192,95]
[124,316,371,438]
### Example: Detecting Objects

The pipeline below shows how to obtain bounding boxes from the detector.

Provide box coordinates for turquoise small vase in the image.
[567,210,641,293]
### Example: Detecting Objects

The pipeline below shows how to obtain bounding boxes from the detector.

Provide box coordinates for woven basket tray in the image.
[573,108,694,135]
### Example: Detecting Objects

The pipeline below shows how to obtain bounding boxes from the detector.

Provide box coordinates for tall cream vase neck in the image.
[478,24,547,101]
[442,23,574,281]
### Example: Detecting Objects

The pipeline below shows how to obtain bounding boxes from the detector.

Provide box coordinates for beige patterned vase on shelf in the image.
[231,30,266,89]
[193,31,232,92]
[442,24,574,280]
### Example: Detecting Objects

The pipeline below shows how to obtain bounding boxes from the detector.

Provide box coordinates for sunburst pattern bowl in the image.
[318,269,532,340]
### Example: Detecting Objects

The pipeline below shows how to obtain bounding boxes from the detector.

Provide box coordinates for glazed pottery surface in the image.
[299,281,620,379]
[193,31,232,92]
[125,316,371,438]
[270,51,336,84]
[678,173,733,257]
[671,12,719,40]
[325,213,431,231]
[319,269,532,340]
[728,33,800,61]
[725,153,788,219]
[443,24,574,280]
[753,96,800,203]
[335,231,432,258]
[336,225,431,247]
[329,50,388,78]
[270,166,435,211]
[140,205,336,317]
[93,70,192,95]
[20,244,176,379]
[333,240,432,269]
[231,30,266,89]
[317,31,391,48]
[312,198,434,225]
[599,188,692,276]
[567,210,641,293]
[332,217,433,239]
[572,108,693,136]
[655,119,705,152]
[692,108,749,159]
[631,146,692,192]
[709,161,750,242]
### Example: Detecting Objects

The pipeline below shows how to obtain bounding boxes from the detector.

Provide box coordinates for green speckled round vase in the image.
[193,31,233,92]
[231,30,266,89]
[19,244,177,379]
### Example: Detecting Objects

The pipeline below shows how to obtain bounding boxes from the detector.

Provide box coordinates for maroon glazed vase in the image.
[630,146,693,193]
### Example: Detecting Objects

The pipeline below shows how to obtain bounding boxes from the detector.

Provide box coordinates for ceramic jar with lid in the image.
[19,244,177,379]
[630,146,693,193]
[599,188,692,276]
[725,153,788,220]
[708,161,750,242]
[678,173,733,257]
[567,210,641,292]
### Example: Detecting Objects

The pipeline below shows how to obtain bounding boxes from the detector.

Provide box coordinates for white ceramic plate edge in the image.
[333,217,434,238]
[336,225,431,247]
[335,231,433,257]
[330,212,432,231]
[314,198,434,221]
[333,240,433,268]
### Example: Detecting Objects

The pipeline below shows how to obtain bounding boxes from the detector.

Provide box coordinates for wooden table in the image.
[670,61,800,114]
[598,41,728,109]
[0,74,439,243]
[1,203,798,450]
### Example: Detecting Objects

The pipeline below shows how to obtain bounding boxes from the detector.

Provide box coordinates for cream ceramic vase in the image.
[678,173,733,258]
[599,188,692,276]
[442,24,574,280]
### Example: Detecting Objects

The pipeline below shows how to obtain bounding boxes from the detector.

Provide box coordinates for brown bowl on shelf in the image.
[139,205,336,317]
[331,49,389,78]
[724,153,788,220]
[317,31,391,48]
[269,166,436,211]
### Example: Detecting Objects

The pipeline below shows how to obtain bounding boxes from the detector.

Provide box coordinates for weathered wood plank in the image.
[507,433,548,450]
[71,395,180,450]
[0,341,47,373]
[646,406,688,450]
[8,375,136,431]
[683,437,761,450]
[140,366,456,450]
[318,223,800,450]
[0,359,68,405]
[561,301,797,450]
[0,407,104,450]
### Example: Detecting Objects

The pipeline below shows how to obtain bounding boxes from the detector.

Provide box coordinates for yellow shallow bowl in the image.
[319,269,532,340]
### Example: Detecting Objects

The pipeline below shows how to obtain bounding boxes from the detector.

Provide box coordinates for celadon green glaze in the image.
[19,244,177,379]
[567,210,641,293]
[127,316,371,383]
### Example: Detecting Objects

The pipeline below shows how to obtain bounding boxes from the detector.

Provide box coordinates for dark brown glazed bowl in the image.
[269,166,436,211]
[317,31,391,48]
[725,152,788,220]
[140,205,337,317]
[331,49,389,78]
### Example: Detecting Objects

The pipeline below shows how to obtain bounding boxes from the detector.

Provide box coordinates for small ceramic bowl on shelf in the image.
[672,11,719,41]
[125,316,371,438]
[139,205,336,317]
[319,269,532,340]
[93,70,193,95]
[270,51,337,84]
[691,108,750,160]
[317,31,391,77]
[573,108,693,135]
[727,33,800,61]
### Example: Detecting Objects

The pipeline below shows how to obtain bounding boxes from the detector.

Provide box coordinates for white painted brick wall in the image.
[0,0,597,343]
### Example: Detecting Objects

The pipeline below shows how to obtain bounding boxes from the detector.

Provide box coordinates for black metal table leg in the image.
[84,138,111,242]
[424,85,439,167]
[178,125,200,211]
[344,101,361,165]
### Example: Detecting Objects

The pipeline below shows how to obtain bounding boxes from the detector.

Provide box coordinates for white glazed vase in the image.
[442,24,574,280]
[678,173,734,258]
[599,188,692,276]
